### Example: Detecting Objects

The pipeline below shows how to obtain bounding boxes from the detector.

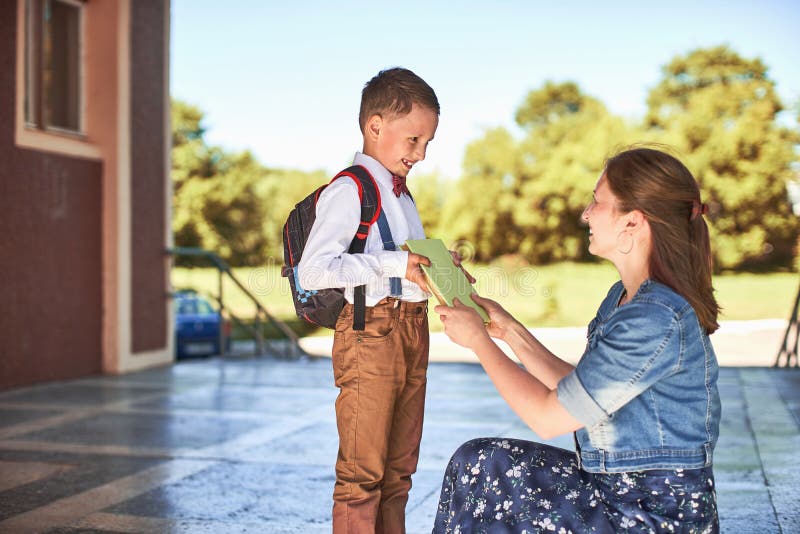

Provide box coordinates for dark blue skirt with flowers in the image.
[433,438,718,534]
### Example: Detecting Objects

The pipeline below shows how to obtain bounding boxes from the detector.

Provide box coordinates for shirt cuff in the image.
[557,371,608,428]
[375,250,408,279]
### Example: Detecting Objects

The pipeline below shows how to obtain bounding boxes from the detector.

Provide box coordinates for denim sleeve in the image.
[557,302,680,427]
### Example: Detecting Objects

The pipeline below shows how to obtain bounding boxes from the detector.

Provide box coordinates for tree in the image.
[257,167,329,261]
[171,100,269,266]
[439,127,521,261]
[171,99,429,266]
[439,82,640,264]
[515,81,590,129]
[646,46,800,270]
[408,171,448,238]
[513,82,638,263]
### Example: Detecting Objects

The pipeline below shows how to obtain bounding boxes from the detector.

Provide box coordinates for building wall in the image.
[0,2,103,389]
[0,0,172,390]
[130,0,169,353]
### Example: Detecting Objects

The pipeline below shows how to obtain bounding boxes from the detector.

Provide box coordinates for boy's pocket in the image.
[356,314,402,378]
[357,312,398,342]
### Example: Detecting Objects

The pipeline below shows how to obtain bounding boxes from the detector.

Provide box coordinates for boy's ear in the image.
[366,114,382,139]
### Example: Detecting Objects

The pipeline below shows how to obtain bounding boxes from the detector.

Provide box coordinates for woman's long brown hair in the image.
[605,147,720,334]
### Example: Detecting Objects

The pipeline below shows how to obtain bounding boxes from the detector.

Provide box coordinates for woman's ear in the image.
[627,210,652,243]
[625,210,646,231]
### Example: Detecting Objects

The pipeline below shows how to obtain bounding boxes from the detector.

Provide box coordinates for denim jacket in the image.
[557,280,720,473]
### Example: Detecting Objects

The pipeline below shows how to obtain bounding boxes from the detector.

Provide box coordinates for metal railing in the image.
[775,276,800,368]
[168,247,304,358]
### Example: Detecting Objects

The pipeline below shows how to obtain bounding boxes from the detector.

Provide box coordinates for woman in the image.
[433,147,721,533]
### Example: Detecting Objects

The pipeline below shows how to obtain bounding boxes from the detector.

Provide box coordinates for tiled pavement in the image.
[0,354,798,533]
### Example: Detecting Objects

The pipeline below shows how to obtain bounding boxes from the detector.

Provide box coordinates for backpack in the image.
[282,165,402,331]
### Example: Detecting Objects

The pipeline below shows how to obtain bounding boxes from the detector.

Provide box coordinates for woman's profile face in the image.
[581,174,624,259]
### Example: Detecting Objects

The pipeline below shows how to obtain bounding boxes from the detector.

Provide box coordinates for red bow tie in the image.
[392,175,410,197]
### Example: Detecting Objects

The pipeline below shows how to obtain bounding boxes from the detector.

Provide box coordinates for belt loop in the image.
[599,449,606,472]
[572,432,582,469]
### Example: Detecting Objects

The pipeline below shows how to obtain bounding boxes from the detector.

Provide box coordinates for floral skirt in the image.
[433,438,718,534]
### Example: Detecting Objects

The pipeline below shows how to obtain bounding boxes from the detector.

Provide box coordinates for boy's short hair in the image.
[359,67,440,133]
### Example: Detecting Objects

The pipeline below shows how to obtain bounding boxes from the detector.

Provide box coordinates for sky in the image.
[171,0,800,180]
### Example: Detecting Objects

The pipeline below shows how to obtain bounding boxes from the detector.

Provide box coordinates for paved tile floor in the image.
[0,355,798,533]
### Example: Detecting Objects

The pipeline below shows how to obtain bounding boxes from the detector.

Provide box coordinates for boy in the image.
[298,67,438,533]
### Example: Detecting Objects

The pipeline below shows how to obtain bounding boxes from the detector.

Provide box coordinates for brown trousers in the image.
[331,298,429,534]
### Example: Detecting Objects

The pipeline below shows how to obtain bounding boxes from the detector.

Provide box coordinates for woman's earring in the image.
[616,231,633,255]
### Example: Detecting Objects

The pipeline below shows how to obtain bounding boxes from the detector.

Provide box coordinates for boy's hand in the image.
[406,253,431,292]
[450,250,477,284]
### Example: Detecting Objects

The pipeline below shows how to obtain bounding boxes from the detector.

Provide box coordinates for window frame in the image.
[15,0,99,159]
[24,0,87,138]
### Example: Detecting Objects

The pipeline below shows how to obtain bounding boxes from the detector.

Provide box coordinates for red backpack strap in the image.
[330,165,381,330]
[330,165,382,251]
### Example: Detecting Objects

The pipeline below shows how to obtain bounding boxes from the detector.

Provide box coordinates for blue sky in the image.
[171,0,800,179]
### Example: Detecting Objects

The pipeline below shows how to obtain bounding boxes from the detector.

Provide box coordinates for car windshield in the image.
[176,298,215,315]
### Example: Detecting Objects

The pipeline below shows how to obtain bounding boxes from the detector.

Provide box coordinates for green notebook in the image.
[402,238,490,323]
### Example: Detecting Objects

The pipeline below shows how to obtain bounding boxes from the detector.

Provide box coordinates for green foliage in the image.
[439,127,521,260]
[171,100,206,146]
[515,81,594,129]
[408,171,448,237]
[513,85,641,263]
[438,47,799,271]
[171,45,799,272]
[171,99,327,266]
[440,82,641,264]
[645,45,800,269]
[257,167,330,260]
[172,100,267,265]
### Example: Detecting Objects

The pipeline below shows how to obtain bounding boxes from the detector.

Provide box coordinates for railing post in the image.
[218,268,226,356]
[255,312,264,356]
[775,275,800,367]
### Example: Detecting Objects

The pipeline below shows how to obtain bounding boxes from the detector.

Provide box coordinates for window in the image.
[175,298,217,316]
[24,0,83,134]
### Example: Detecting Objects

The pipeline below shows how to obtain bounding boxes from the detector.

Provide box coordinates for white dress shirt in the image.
[297,152,429,305]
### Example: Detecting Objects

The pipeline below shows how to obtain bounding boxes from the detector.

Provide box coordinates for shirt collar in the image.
[353,152,394,189]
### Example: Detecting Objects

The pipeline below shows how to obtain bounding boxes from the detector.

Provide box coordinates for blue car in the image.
[174,292,229,359]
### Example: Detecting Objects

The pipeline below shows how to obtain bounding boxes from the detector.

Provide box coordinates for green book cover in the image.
[402,238,490,323]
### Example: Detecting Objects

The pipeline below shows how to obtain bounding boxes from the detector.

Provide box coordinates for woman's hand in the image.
[435,297,490,349]
[469,294,517,340]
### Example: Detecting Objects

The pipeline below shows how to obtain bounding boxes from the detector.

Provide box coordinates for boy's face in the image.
[363,103,438,177]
